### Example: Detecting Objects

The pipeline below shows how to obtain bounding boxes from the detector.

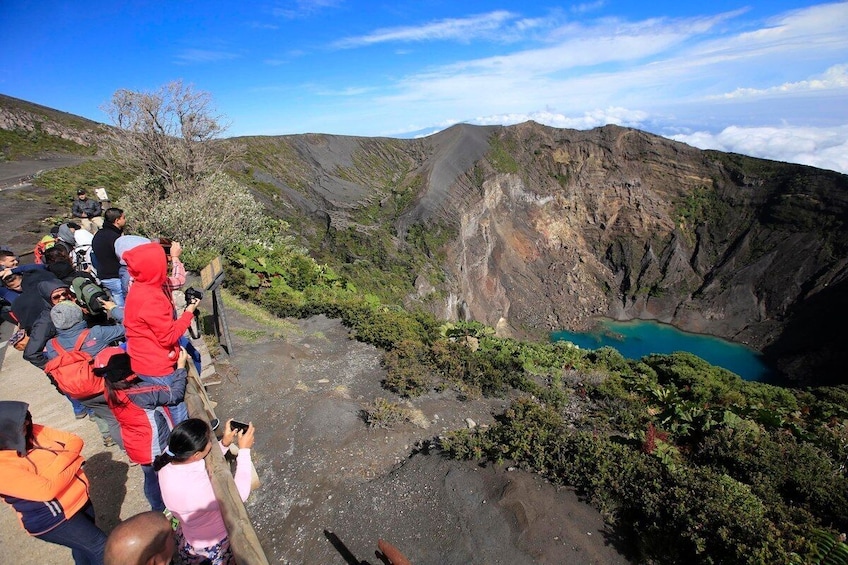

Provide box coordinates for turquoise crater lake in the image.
[551,319,774,382]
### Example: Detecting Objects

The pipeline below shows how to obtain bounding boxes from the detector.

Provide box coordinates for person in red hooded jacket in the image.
[122,242,199,424]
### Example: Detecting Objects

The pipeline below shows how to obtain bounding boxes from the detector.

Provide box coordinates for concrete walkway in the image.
[0,337,149,564]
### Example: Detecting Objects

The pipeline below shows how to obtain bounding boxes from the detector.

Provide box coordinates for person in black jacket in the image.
[18,279,71,370]
[91,208,126,306]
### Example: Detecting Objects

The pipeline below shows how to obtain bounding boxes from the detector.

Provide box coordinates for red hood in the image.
[124,242,167,286]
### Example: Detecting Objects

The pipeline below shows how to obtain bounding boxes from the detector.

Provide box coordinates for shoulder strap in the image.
[72,329,91,352]
[49,329,90,356]
[50,337,65,355]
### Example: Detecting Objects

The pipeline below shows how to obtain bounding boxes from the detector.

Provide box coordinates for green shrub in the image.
[382,340,433,397]
[117,173,292,261]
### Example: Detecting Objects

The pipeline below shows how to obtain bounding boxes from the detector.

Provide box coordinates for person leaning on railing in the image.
[153,418,255,565]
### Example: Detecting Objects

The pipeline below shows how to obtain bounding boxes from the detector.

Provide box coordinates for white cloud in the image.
[470,107,649,129]
[332,11,522,48]
[570,1,606,15]
[272,0,342,19]
[175,49,239,65]
[714,64,848,99]
[373,10,747,113]
[670,124,848,174]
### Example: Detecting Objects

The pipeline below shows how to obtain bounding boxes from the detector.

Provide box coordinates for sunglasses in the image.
[50,290,71,303]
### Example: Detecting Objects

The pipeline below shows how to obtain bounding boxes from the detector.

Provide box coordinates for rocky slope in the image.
[232,122,848,384]
[0,93,107,155]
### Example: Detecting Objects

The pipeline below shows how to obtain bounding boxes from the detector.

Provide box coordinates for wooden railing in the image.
[184,363,270,565]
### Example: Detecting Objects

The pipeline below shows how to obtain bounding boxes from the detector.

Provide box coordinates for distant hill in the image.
[0,93,107,160]
[3,94,847,385]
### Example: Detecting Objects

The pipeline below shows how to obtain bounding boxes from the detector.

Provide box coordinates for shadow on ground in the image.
[86,452,130,531]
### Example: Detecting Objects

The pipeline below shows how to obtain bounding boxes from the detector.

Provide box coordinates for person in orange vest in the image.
[0,400,107,564]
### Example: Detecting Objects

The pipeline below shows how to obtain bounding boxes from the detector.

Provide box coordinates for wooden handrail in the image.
[184,363,270,565]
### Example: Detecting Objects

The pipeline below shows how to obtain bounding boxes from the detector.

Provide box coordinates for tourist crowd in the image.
[0,201,256,565]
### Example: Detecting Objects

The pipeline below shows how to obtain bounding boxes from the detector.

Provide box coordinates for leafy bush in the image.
[117,173,293,269]
[382,340,433,397]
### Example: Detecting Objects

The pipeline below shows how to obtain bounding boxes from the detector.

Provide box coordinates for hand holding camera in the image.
[185,287,203,305]
[97,298,117,312]
[223,418,255,449]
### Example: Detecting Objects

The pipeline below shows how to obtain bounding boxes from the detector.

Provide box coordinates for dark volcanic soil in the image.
[209,311,633,564]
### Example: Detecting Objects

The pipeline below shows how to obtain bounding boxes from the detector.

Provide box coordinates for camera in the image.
[185,287,203,304]
[230,419,250,433]
[156,237,172,254]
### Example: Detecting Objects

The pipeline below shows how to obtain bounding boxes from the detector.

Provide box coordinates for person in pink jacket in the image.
[153,418,255,565]
[122,242,199,423]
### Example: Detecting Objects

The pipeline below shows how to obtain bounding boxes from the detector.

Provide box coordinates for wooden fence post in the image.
[200,257,234,355]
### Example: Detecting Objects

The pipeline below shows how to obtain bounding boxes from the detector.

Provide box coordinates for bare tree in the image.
[102,80,240,196]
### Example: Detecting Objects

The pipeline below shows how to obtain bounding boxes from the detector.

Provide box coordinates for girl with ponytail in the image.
[155,417,255,565]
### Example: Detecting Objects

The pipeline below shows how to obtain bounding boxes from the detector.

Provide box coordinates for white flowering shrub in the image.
[117,172,296,268]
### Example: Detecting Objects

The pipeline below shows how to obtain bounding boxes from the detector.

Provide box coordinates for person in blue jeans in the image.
[91,208,126,306]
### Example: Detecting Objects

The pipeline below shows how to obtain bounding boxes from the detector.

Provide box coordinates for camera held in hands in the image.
[185,287,203,304]
[230,419,250,433]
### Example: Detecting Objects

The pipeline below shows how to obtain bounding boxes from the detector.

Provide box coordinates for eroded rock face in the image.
[0,94,107,149]
[416,123,848,383]
[240,121,848,384]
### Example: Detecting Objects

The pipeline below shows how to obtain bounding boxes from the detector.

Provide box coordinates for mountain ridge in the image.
[3,93,847,384]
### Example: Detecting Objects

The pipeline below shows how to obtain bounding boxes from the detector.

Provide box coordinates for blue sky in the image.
[2,1,847,173]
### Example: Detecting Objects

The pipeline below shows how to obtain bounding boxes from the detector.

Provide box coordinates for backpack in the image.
[44,329,105,399]
[71,276,108,314]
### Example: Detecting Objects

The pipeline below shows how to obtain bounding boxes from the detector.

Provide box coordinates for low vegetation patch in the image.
[36,159,133,206]
[0,128,96,161]
[362,397,419,429]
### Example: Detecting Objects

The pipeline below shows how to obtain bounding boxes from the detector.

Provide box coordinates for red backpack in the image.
[44,329,105,399]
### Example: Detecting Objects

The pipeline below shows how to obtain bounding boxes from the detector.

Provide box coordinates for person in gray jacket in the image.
[71,189,103,232]
[44,300,126,448]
